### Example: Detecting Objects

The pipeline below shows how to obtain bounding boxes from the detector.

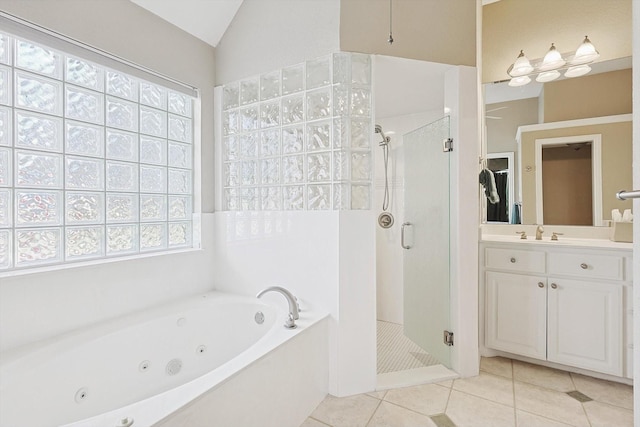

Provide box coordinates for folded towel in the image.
[612,209,622,222]
[479,168,500,204]
[510,203,521,224]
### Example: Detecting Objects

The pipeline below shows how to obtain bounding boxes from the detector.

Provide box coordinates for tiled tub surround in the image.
[221,53,373,211]
[0,291,329,427]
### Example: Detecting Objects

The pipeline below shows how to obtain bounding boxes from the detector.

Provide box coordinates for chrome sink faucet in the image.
[256,286,299,329]
[535,225,544,240]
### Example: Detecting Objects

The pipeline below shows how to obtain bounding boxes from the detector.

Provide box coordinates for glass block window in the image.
[221,52,372,211]
[0,32,195,271]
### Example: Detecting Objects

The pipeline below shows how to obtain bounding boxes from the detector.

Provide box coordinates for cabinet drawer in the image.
[548,253,624,281]
[485,248,545,273]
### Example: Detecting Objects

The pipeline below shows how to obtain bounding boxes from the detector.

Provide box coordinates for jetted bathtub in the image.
[0,291,329,427]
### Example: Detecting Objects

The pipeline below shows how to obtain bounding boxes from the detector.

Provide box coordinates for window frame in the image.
[0,18,201,276]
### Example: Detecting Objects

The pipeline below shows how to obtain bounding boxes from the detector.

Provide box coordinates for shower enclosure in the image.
[402,116,452,368]
[374,56,478,388]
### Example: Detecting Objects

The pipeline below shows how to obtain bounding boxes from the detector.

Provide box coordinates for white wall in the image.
[446,66,480,377]
[0,1,217,352]
[214,0,340,85]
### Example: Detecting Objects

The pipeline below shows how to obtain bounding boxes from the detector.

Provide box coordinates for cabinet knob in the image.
[538,282,544,288]
[551,283,558,289]
[510,257,516,263]
[580,263,588,269]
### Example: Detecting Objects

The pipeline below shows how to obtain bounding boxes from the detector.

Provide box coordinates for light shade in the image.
[509,50,534,77]
[539,43,565,71]
[536,70,560,83]
[571,35,600,65]
[508,76,531,87]
[565,64,591,78]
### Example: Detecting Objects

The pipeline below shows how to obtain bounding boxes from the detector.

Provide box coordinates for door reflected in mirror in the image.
[540,141,594,226]
[485,152,514,223]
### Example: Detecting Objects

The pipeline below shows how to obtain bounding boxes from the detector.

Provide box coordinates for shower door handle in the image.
[401,222,412,249]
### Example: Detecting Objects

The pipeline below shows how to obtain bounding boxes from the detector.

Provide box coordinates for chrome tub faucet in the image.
[256,286,299,329]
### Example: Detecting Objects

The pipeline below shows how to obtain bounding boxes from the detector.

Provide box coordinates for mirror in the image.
[484,60,633,226]
[481,1,633,227]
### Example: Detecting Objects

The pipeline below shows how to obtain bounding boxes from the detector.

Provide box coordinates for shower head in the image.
[375,124,391,146]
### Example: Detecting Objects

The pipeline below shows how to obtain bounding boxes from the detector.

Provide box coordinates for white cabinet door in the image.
[486,271,547,359]
[547,278,623,376]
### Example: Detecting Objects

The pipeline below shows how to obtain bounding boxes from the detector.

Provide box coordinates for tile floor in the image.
[377,321,439,374]
[301,357,633,427]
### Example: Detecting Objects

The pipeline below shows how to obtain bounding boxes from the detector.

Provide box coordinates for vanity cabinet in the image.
[482,242,632,379]
[546,277,622,374]
[486,271,547,359]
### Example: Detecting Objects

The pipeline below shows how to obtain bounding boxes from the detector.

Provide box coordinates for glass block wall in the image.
[221,52,372,211]
[0,32,195,271]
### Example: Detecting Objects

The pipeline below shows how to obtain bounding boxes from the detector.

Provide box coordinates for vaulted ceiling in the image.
[130,0,244,47]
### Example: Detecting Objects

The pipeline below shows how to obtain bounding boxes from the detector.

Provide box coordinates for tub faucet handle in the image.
[256,286,299,329]
[285,313,296,329]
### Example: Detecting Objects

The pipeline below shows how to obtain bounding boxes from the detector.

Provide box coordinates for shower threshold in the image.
[377,364,458,391]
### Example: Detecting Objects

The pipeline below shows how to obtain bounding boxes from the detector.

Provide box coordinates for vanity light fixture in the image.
[506,36,600,86]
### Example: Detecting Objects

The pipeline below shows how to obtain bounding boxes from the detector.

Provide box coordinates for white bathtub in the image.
[0,291,329,427]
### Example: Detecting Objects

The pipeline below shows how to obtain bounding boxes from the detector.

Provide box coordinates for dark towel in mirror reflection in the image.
[487,172,508,222]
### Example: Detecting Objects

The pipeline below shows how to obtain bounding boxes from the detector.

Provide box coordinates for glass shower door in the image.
[402,116,452,368]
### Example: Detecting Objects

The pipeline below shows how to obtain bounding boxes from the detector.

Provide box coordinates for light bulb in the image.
[508,76,531,87]
[539,43,565,71]
[509,50,534,77]
[571,36,599,65]
[536,70,561,83]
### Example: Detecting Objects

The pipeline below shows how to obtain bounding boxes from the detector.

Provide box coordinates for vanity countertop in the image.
[481,234,633,250]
